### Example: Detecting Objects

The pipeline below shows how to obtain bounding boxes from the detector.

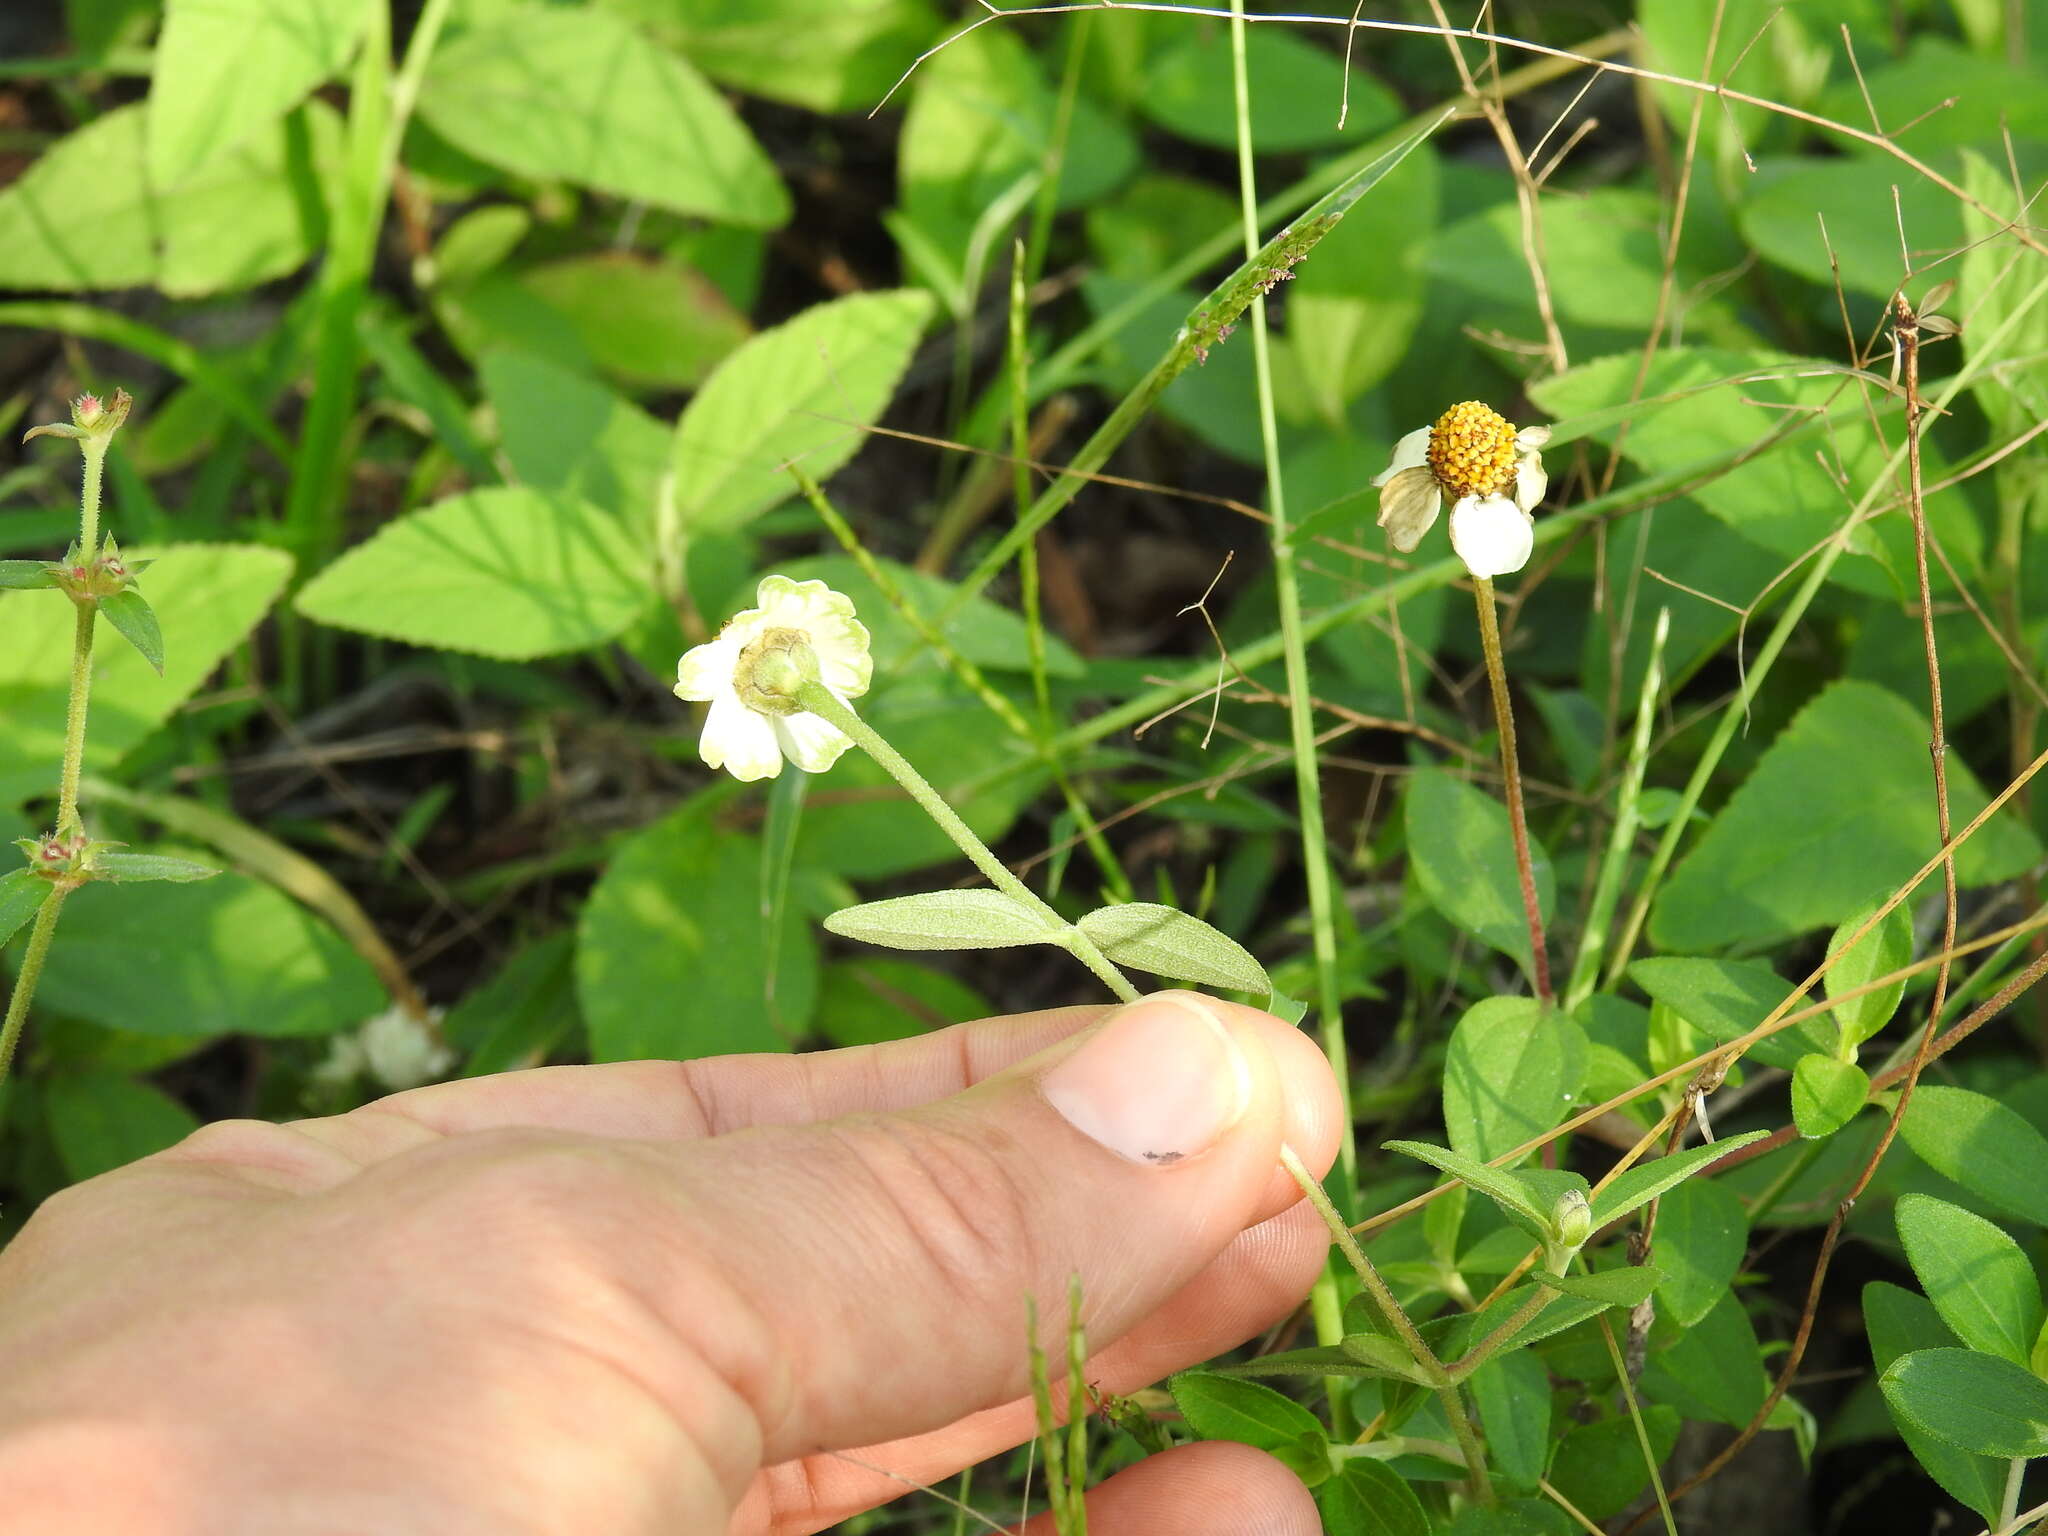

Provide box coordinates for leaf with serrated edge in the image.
[1590,1131,1769,1228]
[823,890,1062,952]
[1075,902,1269,992]
[1881,1348,2048,1459]
[99,590,164,675]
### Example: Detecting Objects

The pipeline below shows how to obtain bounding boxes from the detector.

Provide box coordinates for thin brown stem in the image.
[1473,578,1553,1003]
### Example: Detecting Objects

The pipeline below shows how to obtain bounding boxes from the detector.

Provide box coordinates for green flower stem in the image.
[1279,1146,1492,1503]
[1472,577,1552,1004]
[0,885,70,1085]
[794,682,1142,1006]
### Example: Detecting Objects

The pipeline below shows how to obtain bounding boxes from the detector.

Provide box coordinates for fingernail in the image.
[1040,993,1252,1165]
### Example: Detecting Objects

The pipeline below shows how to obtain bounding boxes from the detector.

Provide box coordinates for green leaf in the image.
[1651,682,2038,951]
[1381,1139,1559,1237]
[149,0,370,186]
[1439,1501,1574,1536]
[1895,1194,2046,1367]
[1881,1348,2048,1458]
[1958,148,2048,444]
[672,290,934,534]
[1900,1085,2048,1228]
[0,867,46,946]
[1314,1457,1430,1536]
[1140,25,1398,152]
[823,890,1061,952]
[43,1069,199,1181]
[97,588,163,675]
[577,798,816,1060]
[483,352,670,539]
[597,0,939,114]
[1864,1281,2007,1523]
[1654,1176,1749,1328]
[444,931,580,1078]
[1740,156,1964,299]
[1825,899,1914,1049]
[1792,1054,1870,1139]
[1074,903,1270,994]
[813,958,991,1049]
[0,544,293,805]
[1589,1131,1770,1229]
[1404,767,1554,986]
[90,851,217,883]
[1628,955,1831,1070]
[1467,1348,1550,1492]
[1640,1290,1767,1428]
[1443,997,1586,1164]
[1170,1371,1329,1487]
[1453,1280,1620,1356]
[296,488,649,659]
[1547,1407,1681,1522]
[417,6,789,227]
[1532,1265,1664,1308]
[0,102,341,298]
[0,561,56,589]
[27,873,383,1038]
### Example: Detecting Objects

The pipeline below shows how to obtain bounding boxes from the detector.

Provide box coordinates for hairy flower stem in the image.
[55,439,107,838]
[1472,578,1552,1004]
[1278,1146,1493,1504]
[795,682,1141,1005]
[0,887,69,1084]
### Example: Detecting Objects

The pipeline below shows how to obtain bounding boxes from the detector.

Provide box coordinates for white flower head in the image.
[674,575,872,782]
[1370,401,1550,579]
[314,1003,453,1093]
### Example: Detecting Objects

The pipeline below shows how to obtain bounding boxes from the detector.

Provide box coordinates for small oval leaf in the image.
[1825,899,1913,1048]
[823,889,1063,952]
[1881,1348,2048,1458]
[1791,1053,1869,1139]
[1074,902,1270,993]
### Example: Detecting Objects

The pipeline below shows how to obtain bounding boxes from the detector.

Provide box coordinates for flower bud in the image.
[1553,1188,1592,1251]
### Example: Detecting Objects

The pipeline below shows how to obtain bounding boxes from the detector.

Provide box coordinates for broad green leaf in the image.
[1654,1175,1749,1328]
[0,561,56,589]
[1170,1371,1329,1487]
[1443,996,1586,1165]
[1792,1054,1870,1139]
[1439,1502,1574,1536]
[577,798,816,1060]
[149,0,370,185]
[28,873,383,1038]
[1468,1348,1550,1492]
[1895,1194,2045,1367]
[1881,1348,2048,1458]
[0,101,340,297]
[1404,767,1554,986]
[1532,352,1978,600]
[444,931,580,1078]
[824,890,1060,952]
[1958,148,2048,444]
[1381,1139,1559,1236]
[1075,903,1270,994]
[98,588,163,674]
[1590,1131,1770,1229]
[483,352,670,540]
[296,488,649,659]
[1641,1289,1767,1427]
[813,958,990,1049]
[1652,682,2038,951]
[1547,1407,1682,1522]
[0,868,46,946]
[672,291,934,534]
[1532,1265,1664,1307]
[43,1069,200,1181]
[91,851,217,883]
[1629,955,1834,1071]
[1314,1457,1429,1536]
[596,0,938,113]
[1140,25,1398,151]
[418,6,789,226]
[1811,36,2048,150]
[0,544,292,805]
[1825,900,1913,1049]
[1864,1282,2006,1523]
[1900,1085,2048,1228]
[1740,156,1964,299]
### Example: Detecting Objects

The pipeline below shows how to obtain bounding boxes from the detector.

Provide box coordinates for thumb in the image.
[650,990,1320,1467]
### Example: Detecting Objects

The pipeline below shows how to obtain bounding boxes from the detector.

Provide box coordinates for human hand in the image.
[0,991,1341,1534]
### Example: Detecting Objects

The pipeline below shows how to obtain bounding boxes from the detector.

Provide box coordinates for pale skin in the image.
[0,993,1342,1534]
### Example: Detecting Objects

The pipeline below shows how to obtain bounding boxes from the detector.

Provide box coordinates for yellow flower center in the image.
[1426,401,1520,500]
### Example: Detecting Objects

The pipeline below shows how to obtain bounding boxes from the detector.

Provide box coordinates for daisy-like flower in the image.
[674,575,873,782]
[1370,401,1551,579]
